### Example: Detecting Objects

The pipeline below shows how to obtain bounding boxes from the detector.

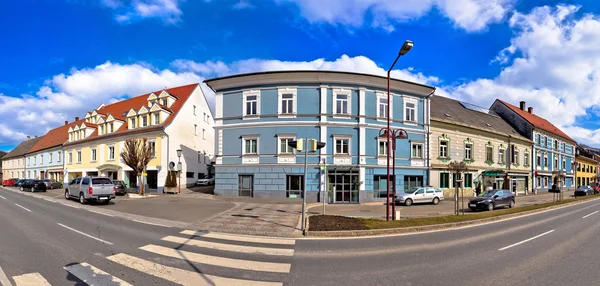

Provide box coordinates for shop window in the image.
[373,175,395,198]
[404,176,423,191]
[286,175,303,198]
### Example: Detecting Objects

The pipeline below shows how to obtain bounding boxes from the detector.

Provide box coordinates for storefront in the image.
[476,170,530,195]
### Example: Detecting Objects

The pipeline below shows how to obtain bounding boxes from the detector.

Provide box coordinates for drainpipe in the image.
[508,135,513,196]
[165,132,170,194]
[425,89,435,187]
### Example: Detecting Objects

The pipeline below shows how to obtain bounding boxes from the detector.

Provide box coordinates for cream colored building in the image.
[429,96,533,196]
[1,136,42,179]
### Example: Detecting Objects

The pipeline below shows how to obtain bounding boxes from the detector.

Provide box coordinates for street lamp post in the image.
[177,149,182,194]
[384,40,414,221]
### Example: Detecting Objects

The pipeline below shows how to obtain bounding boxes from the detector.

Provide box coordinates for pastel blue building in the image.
[205,71,436,203]
[24,122,70,182]
[490,100,577,190]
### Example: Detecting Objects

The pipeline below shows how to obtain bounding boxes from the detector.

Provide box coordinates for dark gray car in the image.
[113,180,127,195]
[468,189,515,211]
[65,176,116,205]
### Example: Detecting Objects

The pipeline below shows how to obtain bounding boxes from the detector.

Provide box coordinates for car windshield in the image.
[478,190,496,197]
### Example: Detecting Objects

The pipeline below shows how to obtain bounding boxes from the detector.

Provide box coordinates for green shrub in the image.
[164,171,177,188]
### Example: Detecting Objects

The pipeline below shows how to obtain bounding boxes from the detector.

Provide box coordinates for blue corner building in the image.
[204,71,436,203]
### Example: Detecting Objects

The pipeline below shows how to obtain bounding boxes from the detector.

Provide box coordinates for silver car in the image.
[65,176,116,205]
[395,187,445,206]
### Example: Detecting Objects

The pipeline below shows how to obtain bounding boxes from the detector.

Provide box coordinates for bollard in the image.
[395,210,400,220]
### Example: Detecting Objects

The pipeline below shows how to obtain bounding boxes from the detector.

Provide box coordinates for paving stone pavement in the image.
[191,203,302,237]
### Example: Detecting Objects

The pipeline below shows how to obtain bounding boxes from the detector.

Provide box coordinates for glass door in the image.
[238,175,253,197]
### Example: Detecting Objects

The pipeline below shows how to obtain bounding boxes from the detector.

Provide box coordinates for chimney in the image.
[27,136,30,140]
[519,101,526,111]
[75,117,79,121]
[65,120,69,125]
[528,107,533,114]
[34,135,37,138]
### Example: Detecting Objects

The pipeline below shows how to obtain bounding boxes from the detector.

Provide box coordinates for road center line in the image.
[582,210,598,219]
[0,195,6,200]
[14,204,32,212]
[132,219,171,228]
[498,230,555,251]
[57,223,113,245]
[0,265,11,286]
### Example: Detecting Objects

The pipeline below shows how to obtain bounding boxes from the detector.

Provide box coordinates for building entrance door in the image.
[328,168,359,203]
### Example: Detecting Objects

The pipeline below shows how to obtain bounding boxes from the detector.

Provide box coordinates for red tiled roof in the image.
[28,119,87,154]
[498,100,575,143]
[63,83,198,146]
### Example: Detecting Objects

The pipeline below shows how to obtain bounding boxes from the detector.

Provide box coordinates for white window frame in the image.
[498,148,506,165]
[465,143,473,160]
[40,154,43,164]
[277,135,296,155]
[241,135,259,155]
[378,139,388,156]
[202,129,206,140]
[58,151,62,162]
[485,146,494,162]
[91,148,97,162]
[153,113,159,125]
[108,145,115,161]
[142,115,147,127]
[412,143,424,159]
[332,89,351,118]
[193,105,196,116]
[243,90,260,119]
[439,140,449,158]
[194,124,197,136]
[49,152,53,163]
[68,152,72,164]
[76,150,82,163]
[278,87,297,118]
[404,97,418,124]
[333,136,351,155]
[149,140,156,158]
[376,92,391,121]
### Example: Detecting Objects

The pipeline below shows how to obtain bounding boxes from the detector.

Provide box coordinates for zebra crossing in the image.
[9,230,296,286]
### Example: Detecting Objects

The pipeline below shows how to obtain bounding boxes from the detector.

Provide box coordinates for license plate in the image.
[469,204,475,207]
[99,197,108,200]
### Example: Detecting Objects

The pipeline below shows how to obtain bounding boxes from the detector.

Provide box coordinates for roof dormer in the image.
[158,90,177,108]
[126,108,138,117]
[138,106,149,115]
[106,114,115,122]
[147,92,158,107]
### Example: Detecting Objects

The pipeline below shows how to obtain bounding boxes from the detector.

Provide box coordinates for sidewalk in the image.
[307,190,576,218]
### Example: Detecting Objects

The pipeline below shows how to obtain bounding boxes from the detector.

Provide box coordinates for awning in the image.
[481,170,505,177]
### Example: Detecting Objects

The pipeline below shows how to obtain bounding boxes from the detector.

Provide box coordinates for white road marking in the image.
[0,195,6,200]
[61,203,80,209]
[140,244,291,273]
[87,209,114,217]
[132,220,171,228]
[57,223,113,245]
[64,262,132,286]
[0,265,11,286]
[498,230,555,251]
[12,273,51,286]
[582,210,598,219]
[180,230,296,245]
[162,236,294,256]
[14,204,31,212]
[106,253,283,286]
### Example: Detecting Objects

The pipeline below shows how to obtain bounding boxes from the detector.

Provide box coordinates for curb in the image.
[306,196,600,237]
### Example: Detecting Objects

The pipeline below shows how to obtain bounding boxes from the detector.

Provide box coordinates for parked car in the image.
[574,186,594,197]
[65,176,116,205]
[395,187,444,206]
[15,179,25,187]
[113,180,127,195]
[469,189,515,211]
[196,176,215,186]
[2,178,18,187]
[20,180,47,192]
[42,179,62,189]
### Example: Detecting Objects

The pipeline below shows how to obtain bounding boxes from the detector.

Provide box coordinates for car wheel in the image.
[432,197,440,205]
[20,186,23,191]
[509,200,515,208]
[487,203,494,211]
[65,191,70,200]
[405,198,413,206]
[79,193,86,204]
[30,187,34,192]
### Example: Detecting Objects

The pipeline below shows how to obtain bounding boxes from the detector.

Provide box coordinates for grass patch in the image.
[310,194,600,232]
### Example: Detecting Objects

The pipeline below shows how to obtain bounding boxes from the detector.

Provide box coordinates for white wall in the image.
[165,85,215,187]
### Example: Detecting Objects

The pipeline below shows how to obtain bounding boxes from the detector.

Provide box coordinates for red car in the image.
[2,178,18,187]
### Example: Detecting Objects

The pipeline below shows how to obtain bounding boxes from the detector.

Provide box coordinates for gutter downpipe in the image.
[508,135,513,196]
[425,89,435,187]
[165,132,170,194]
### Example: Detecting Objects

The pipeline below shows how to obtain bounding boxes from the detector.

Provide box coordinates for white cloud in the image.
[277,0,514,32]
[449,4,600,145]
[102,0,184,24]
[233,0,254,10]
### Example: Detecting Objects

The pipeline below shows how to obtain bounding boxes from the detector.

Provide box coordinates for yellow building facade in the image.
[575,154,598,187]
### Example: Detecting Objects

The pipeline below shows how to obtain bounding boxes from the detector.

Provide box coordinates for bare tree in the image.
[120,138,154,196]
[448,160,468,215]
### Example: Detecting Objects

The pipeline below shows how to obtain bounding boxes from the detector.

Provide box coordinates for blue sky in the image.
[2,0,600,151]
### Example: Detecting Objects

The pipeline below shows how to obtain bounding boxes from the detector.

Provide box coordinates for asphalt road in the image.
[2,184,600,286]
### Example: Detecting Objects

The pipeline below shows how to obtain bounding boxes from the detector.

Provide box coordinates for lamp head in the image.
[176,149,182,158]
[399,40,414,56]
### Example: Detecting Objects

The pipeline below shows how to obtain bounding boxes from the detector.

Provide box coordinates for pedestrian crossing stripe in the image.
[180,230,296,245]
[12,273,51,286]
[140,244,291,273]
[106,253,283,286]
[63,262,132,286]
[162,235,295,256]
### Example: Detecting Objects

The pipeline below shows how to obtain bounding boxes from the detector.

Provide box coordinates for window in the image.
[440,173,450,188]
[109,123,114,133]
[465,143,473,160]
[130,118,136,128]
[378,140,388,156]
[281,94,294,114]
[161,99,167,106]
[279,138,294,154]
[193,105,196,115]
[91,149,97,162]
[194,124,197,136]
[405,102,416,122]
[335,138,350,155]
[149,141,156,158]
[286,175,303,198]
[563,158,566,170]
[77,151,82,163]
[154,113,160,125]
[244,93,258,116]
[334,93,349,115]
[378,97,388,119]
[537,152,541,166]
[49,153,53,163]
[100,125,104,135]
[373,175,395,198]
[33,157,36,165]
[486,146,493,162]
[464,173,473,188]
[412,143,423,159]
[203,112,206,122]
[244,139,258,154]
[203,129,206,140]
[554,158,558,170]
[186,172,194,179]
[536,135,540,145]
[40,155,43,164]
[68,152,72,164]
[404,176,423,191]
[545,136,549,147]
[524,152,530,166]
[499,149,505,164]
[142,116,147,127]
[439,140,449,158]
[512,148,519,165]
[198,152,202,163]
[554,140,558,149]
[108,146,115,160]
